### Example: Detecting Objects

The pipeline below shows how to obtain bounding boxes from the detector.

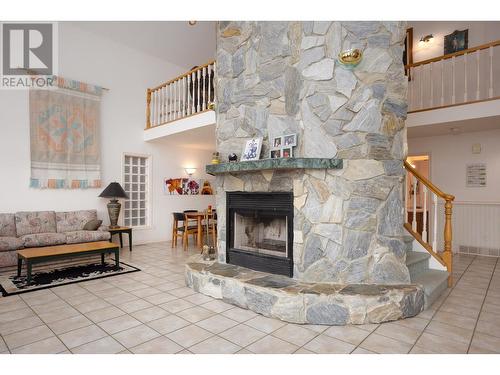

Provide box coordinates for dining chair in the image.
[171,212,197,248]
[202,209,217,253]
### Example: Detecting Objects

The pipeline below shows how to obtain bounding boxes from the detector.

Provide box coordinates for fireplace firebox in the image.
[226,192,293,277]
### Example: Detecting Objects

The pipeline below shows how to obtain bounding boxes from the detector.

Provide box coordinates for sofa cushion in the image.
[0,213,17,237]
[56,210,98,233]
[0,236,24,251]
[15,211,57,236]
[65,230,111,244]
[83,219,102,231]
[21,232,66,248]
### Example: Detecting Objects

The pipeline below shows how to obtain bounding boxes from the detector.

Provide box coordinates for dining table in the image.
[184,211,206,248]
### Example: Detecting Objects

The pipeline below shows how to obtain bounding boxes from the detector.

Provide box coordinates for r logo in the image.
[2,23,53,75]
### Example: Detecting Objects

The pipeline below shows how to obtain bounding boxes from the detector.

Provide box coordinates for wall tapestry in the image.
[29,76,103,189]
[164,178,214,195]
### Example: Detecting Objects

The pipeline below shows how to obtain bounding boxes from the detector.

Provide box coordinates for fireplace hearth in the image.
[227,192,293,277]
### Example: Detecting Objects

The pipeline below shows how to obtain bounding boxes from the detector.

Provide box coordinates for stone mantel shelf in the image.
[206,158,343,176]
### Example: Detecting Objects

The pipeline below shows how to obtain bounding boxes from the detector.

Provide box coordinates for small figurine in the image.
[228,153,238,162]
[211,152,220,164]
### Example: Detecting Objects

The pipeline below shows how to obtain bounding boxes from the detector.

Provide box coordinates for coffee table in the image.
[17,241,120,284]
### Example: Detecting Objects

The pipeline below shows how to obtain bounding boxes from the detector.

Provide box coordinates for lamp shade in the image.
[98,182,129,199]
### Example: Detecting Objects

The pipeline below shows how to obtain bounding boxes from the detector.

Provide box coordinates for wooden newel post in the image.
[443,195,455,287]
[146,89,152,129]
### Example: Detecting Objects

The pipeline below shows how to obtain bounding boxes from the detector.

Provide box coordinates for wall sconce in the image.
[188,21,197,26]
[419,34,434,43]
[185,168,197,176]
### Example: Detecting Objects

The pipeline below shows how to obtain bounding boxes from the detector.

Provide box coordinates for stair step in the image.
[411,269,449,309]
[406,251,431,280]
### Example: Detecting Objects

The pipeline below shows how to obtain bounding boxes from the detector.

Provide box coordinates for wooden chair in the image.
[171,212,197,248]
[202,209,217,253]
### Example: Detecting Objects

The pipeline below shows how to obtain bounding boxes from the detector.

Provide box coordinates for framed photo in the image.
[283,134,297,147]
[270,149,281,159]
[444,29,468,55]
[241,137,263,161]
[282,147,293,158]
[272,136,283,148]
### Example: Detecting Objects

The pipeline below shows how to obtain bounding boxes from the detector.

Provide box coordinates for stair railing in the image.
[146,60,216,129]
[404,160,455,286]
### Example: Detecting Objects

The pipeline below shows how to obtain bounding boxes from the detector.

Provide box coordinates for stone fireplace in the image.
[186,21,425,325]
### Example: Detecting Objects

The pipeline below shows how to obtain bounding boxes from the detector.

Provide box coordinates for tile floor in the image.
[0,242,499,354]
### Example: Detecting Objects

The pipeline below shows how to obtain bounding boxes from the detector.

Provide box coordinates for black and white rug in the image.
[0,260,140,296]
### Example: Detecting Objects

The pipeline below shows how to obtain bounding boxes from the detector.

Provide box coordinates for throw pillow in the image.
[83,219,102,231]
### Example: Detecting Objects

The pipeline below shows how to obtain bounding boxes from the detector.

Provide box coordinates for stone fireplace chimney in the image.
[213,21,410,285]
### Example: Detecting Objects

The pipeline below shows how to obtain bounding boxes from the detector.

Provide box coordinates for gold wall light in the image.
[338,48,363,68]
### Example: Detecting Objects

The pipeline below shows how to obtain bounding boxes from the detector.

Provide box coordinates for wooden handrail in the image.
[150,59,215,92]
[405,39,500,69]
[403,161,455,201]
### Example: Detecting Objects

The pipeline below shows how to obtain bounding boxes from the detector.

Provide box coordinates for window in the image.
[123,154,150,228]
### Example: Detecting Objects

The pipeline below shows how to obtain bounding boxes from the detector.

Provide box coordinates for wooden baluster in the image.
[422,186,428,243]
[181,77,185,117]
[489,46,494,98]
[451,56,456,104]
[444,196,454,287]
[476,51,481,100]
[187,74,191,116]
[175,80,178,119]
[208,65,212,106]
[167,84,171,122]
[441,60,445,106]
[429,63,433,108]
[151,90,156,126]
[408,67,413,110]
[146,89,151,128]
[156,90,160,125]
[192,72,197,114]
[160,87,164,124]
[412,175,417,232]
[433,194,438,251]
[464,53,468,102]
[404,171,408,225]
[197,69,201,113]
[178,79,182,118]
[202,67,206,111]
[420,65,424,109]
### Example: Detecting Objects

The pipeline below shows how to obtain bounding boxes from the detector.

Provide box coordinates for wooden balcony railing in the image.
[404,160,455,286]
[406,40,500,113]
[146,60,216,129]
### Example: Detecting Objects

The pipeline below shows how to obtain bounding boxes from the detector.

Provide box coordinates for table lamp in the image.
[99,182,129,228]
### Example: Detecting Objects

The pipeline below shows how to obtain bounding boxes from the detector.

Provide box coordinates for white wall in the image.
[0,22,215,244]
[409,21,500,62]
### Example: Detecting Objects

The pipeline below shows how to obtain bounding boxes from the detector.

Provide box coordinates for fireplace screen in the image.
[233,212,288,258]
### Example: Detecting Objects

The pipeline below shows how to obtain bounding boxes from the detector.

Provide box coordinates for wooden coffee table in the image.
[17,241,120,284]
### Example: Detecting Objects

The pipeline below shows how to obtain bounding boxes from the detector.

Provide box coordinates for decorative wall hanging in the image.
[444,29,468,55]
[29,76,104,189]
[466,163,486,187]
[164,178,214,195]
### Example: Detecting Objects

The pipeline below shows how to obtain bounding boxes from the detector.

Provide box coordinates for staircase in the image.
[404,235,450,308]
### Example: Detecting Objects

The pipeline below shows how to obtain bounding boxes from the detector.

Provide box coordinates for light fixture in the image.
[419,34,434,43]
[185,168,197,176]
[188,21,197,26]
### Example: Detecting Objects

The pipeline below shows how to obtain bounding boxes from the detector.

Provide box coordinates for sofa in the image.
[0,210,110,267]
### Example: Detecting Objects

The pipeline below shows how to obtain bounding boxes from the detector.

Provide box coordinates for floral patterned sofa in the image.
[0,210,110,267]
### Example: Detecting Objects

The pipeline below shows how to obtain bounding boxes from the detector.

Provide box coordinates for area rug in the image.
[0,260,140,296]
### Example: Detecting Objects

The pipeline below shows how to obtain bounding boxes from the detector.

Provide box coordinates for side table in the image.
[108,226,133,252]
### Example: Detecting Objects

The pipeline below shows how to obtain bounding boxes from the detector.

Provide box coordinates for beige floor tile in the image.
[143,292,178,305]
[38,306,81,324]
[130,306,170,323]
[47,315,93,335]
[166,325,213,348]
[21,291,60,307]
[63,293,99,307]
[414,331,469,354]
[0,307,35,324]
[104,292,138,305]
[303,334,355,354]
[146,315,190,335]
[375,322,422,345]
[272,324,318,347]
[0,315,44,336]
[201,300,233,313]
[74,299,112,314]
[117,299,154,314]
[0,336,7,352]
[130,287,162,298]
[235,348,254,354]
[11,336,66,354]
[130,336,183,354]
[221,307,258,323]
[219,324,267,347]
[247,335,298,354]
[71,336,125,354]
[356,323,380,332]
[189,335,241,354]
[352,347,377,354]
[159,299,195,313]
[58,324,108,349]
[438,302,480,319]
[431,310,477,330]
[85,306,126,323]
[392,316,429,331]
[31,299,69,314]
[425,320,473,344]
[183,293,214,305]
[245,315,286,334]
[196,314,239,334]
[0,298,28,314]
[177,306,215,323]
[359,333,412,354]
[97,314,142,335]
[112,324,160,348]
[169,287,196,298]
[323,325,371,346]
[469,332,500,353]
[409,345,440,354]
[3,325,54,349]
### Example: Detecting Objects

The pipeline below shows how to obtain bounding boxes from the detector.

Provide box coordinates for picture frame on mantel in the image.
[241,137,263,161]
